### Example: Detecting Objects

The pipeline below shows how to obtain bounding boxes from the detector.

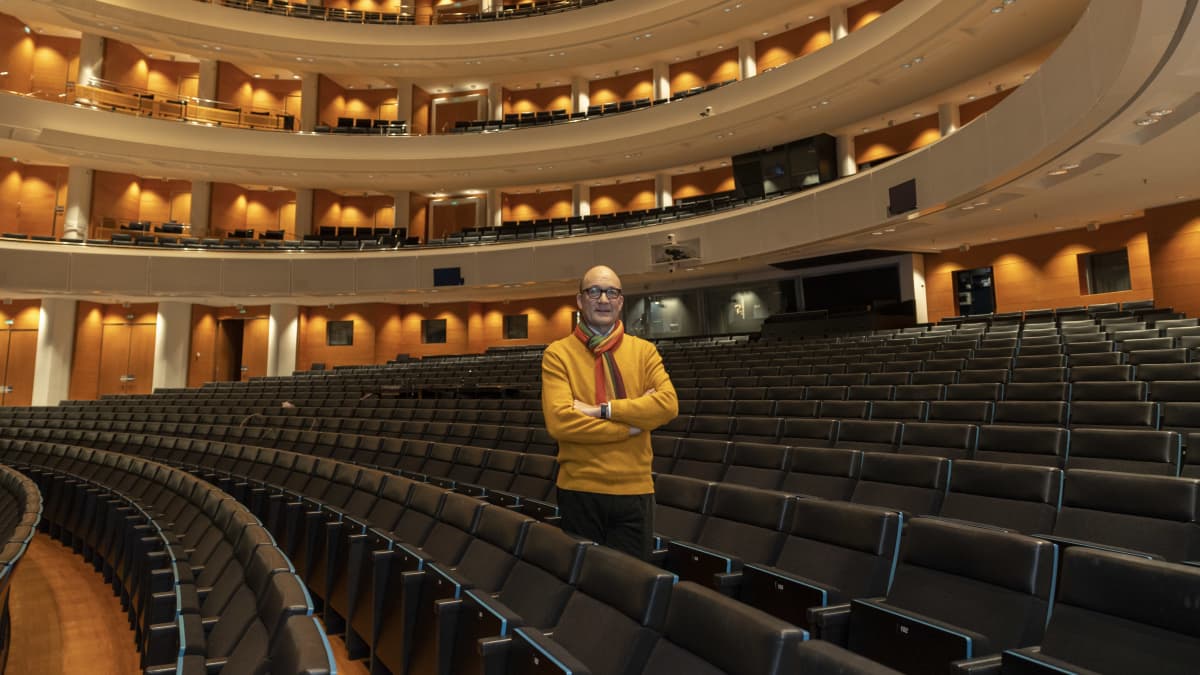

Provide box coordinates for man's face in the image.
[577,267,624,330]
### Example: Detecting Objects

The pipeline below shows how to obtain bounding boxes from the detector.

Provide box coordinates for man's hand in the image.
[573,399,601,418]
[643,387,656,396]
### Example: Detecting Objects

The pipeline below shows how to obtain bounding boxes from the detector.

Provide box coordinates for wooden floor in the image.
[6,533,370,675]
[8,534,142,675]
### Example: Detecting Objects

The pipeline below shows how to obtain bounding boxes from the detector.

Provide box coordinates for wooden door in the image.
[0,332,9,406]
[213,320,241,383]
[128,324,157,395]
[2,331,38,406]
[98,324,132,397]
[242,318,270,381]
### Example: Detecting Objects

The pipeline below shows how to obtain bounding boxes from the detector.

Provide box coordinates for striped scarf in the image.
[574,320,626,403]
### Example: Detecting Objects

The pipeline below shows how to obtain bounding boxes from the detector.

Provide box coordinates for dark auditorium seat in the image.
[937,460,1062,534]
[850,453,950,517]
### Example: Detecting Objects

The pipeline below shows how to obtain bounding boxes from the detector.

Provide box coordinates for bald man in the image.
[541,265,679,560]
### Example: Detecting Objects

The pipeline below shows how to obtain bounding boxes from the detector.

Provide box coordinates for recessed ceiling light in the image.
[253,73,261,78]
[913,112,922,118]
[1148,107,1174,117]
[967,94,977,101]
[991,6,1004,14]
[1047,169,1069,176]
[1134,117,1159,126]
[901,63,911,69]
[871,231,883,236]
[292,74,300,79]
[861,127,870,133]
[761,31,769,36]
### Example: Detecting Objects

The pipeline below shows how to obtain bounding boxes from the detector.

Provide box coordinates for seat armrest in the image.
[663,540,742,585]
[511,626,593,675]
[849,598,989,666]
[712,571,743,596]
[464,588,525,638]
[1002,647,1103,675]
[1032,534,1159,561]
[739,563,833,628]
[951,655,1003,674]
[807,602,854,646]
[1182,560,1200,568]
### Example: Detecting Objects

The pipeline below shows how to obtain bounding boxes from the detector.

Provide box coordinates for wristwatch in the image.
[600,402,610,419]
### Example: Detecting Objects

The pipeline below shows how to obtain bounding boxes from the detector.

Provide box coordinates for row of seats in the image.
[0,465,39,674]
[0,441,336,674]
[223,0,611,26]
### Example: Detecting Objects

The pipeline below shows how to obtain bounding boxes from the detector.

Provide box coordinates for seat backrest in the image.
[940,460,1062,534]
[696,483,794,565]
[779,418,836,447]
[672,438,730,481]
[723,442,789,490]
[1054,469,1200,562]
[850,453,950,517]
[834,420,902,453]
[1066,428,1179,475]
[899,421,979,459]
[973,424,1068,467]
[640,581,807,675]
[653,475,714,544]
[781,447,863,500]
[1036,548,1200,675]
[877,518,1056,653]
[497,523,590,629]
[772,498,902,603]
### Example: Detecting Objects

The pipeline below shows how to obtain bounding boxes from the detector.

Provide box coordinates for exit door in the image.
[0,329,37,406]
[98,323,156,396]
[953,267,996,317]
[215,317,269,382]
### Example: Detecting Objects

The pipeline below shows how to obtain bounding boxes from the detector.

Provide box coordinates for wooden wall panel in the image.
[671,167,736,201]
[429,201,479,239]
[412,86,433,135]
[314,190,341,229]
[475,297,576,347]
[433,99,482,133]
[70,302,157,400]
[504,85,571,114]
[591,180,656,215]
[188,305,217,387]
[210,182,248,234]
[344,88,398,121]
[32,35,77,96]
[90,170,141,229]
[218,63,300,114]
[0,164,66,237]
[588,72,653,106]
[924,219,1154,321]
[1,330,38,406]
[0,300,40,330]
[244,190,296,233]
[1145,201,1200,319]
[402,303,472,357]
[669,48,739,94]
[342,195,393,229]
[145,58,199,98]
[847,0,903,32]
[297,304,381,369]
[102,40,147,90]
[755,18,832,71]
[854,116,941,165]
[69,302,104,400]
[502,189,573,222]
[318,75,345,127]
[138,179,190,224]
[410,193,430,241]
[0,165,19,231]
[242,317,270,380]
[0,15,36,95]
[959,87,1017,126]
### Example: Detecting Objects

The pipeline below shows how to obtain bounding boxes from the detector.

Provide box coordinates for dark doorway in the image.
[953,267,996,316]
[215,319,245,382]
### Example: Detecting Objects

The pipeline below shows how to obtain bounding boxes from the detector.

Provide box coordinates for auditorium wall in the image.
[502,189,573,222]
[847,0,903,33]
[0,162,68,237]
[669,48,739,93]
[69,302,158,399]
[589,72,653,106]
[504,85,571,115]
[671,167,736,201]
[755,17,832,71]
[855,115,941,166]
[591,180,656,215]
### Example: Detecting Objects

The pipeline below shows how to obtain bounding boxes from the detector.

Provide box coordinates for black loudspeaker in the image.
[888,179,917,216]
[733,157,764,198]
[432,267,464,286]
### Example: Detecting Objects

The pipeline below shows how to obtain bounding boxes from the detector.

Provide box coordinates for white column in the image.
[938,101,960,137]
[652,61,670,101]
[573,184,591,217]
[300,72,319,132]
[393,79,413,125]
[189,180,211,238]
[655,174,673,209]
[830,5,849,40]
[63,166,93,241]
[486,84,503,120]
[294,188,314,239]
[197,59,219,103]
[267,304,299,376]
[571,76,589,115]
[480,0,493,14]
[152,302,191,391]
[392,190,411,234]
[486,189,502,227]
[31,298,77,406]
[901,254,929,324]
[737,39,757,80]
[77,33,105,85]
[837,134,857,178]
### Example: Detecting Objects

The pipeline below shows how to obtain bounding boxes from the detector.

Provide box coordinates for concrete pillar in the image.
[393,190,411,234]
[189,180,211,238]
[652,62,670,101]
[487,84,503,121]
[63,166,93,241]
[481,0,493,14]
[655,174,673,209]
[294,188,314,238]
[300,72,320,132]
[837,134,857,178]
[901,254,929,324]
[30,298,77,406]
[198,59,219,103]
[830,5,849,40]
[571,76,589,115]
[573,184,591,217]
[393,79,414,125]
[152,302,191,391]
[78,33,105,85]
[268,304,300,376]
[487,189,502,228]
[938,101,961,137]
[737,38,757,80]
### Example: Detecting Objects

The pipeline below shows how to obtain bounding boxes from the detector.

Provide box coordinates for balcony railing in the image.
[69,80,295,131]
[200,0,611,25]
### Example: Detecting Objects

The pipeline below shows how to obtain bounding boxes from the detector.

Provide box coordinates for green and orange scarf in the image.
[574,320,626,403]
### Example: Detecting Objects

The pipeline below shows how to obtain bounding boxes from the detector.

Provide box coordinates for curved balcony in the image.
[199,0,613,26]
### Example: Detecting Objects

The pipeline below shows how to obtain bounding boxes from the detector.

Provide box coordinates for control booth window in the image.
[422,318,447,344]
[504,314,529,340]
[326,320,353,346]
[1080,249,1132,294]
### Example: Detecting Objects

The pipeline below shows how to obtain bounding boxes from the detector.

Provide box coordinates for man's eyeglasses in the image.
[581,286,622,300]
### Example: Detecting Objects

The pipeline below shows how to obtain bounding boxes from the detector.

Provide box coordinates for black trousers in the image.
[556,488,655,561]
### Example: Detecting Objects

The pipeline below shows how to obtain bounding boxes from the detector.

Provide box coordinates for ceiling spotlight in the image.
[991,6,1004,14]
[1134,117,1159,126]
[1047,169,1069,176]
[1148,107,1174,117]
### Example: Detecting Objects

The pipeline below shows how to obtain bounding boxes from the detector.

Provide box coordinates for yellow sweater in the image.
[541,332,678,495]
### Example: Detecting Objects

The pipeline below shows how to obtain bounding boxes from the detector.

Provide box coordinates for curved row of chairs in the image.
[0,465,39,675]
[0,442,335,674]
